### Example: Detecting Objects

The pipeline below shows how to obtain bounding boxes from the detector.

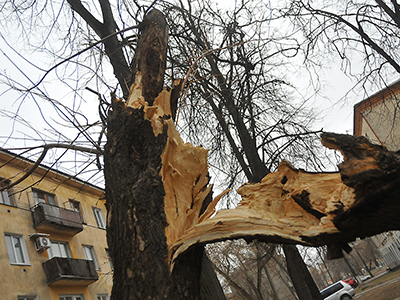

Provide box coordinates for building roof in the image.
[0,148,104,196]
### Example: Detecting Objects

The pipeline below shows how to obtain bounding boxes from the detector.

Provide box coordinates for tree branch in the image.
[1,144,102,191]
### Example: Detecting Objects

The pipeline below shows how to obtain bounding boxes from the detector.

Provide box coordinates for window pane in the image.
[93,208,105,228]
[5,234,28,265]
[59,243,68,257]
[37,192,46,204]
[106,249,113,270]
[0,179,12,205]
[1,190,11,205]
[49,241,70,258]
[83,246,93,260]
[32,191,39,205]
[13,236,25,264]
[83,246,99,270]
[47,194,55,205]
[49,243,60,258]
[33,190,55,205]
[5,234,16,263]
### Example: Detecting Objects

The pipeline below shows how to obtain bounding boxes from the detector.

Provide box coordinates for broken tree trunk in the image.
[104,9,201,299]
[104,9,225,300]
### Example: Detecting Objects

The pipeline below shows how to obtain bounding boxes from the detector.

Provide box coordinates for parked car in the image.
[320,281,355,300]
[359,274,372,282]
[343,278,358,288]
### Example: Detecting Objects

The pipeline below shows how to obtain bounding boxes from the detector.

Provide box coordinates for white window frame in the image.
[47,240,72,259]
[5,233,30,265]
[97,294,110,300]
[83,245,100,271]
[59,295,85,300]
[105,248,113,271]
[93,207,106,229]
[0,178,14,206]
[18,296,38,300]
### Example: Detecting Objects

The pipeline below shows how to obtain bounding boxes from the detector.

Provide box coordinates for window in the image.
[320,282,344,298]
[59,295,84,300]
[0,178,14,206]
[5,233,30,265]
[32,189,55,205]
[69,199,85,222]
[93,207,106,229]
[105,248,113,271]
[83,245,100,270]
[47,241,71,259]
[18,296,38,300]
[97,294,109,300]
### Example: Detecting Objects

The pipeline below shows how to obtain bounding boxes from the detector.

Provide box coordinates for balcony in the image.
[32,203,83,235]
[43,257,98,286]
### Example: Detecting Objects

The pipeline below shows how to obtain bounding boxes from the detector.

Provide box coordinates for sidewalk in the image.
[355,277,400,298]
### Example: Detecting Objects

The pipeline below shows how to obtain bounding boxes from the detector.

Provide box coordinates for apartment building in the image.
[0,149,113,300]
[353,79,400,269]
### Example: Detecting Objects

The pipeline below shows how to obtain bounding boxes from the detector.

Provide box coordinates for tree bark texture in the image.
[105,100,204,299]
[104,10,203,299]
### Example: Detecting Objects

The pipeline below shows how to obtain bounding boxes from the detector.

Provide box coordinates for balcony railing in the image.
[43,257,98,286]
[32,203,83,235]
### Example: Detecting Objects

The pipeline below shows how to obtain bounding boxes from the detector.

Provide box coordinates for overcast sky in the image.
[0,0,383,180]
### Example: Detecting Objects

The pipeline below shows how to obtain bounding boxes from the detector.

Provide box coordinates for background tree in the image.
[281,0,400,96]
[207,241,299,300]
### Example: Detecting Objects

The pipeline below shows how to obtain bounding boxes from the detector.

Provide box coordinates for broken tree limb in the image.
[166,132,400,268]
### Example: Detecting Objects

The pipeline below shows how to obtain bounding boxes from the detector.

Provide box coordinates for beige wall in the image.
[360,96,400,151]
[354,80,400,151]
[0,151,112,300]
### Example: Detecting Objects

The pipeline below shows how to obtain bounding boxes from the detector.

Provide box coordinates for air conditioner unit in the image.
[35,237,51,252]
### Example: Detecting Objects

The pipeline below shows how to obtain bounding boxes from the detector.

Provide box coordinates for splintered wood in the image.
[169,163,356,267]
[126,73,228,254]
[126,76,400,271]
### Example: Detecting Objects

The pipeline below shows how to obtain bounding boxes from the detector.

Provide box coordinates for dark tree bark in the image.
[104,10,202,299]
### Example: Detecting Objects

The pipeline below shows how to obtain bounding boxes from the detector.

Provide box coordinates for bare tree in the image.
[208,241,297,300]
[281,0,400,93]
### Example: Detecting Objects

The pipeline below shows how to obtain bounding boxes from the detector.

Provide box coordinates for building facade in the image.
[354,79,400,151]
[354,79,400,270]
[0,149,113,300]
